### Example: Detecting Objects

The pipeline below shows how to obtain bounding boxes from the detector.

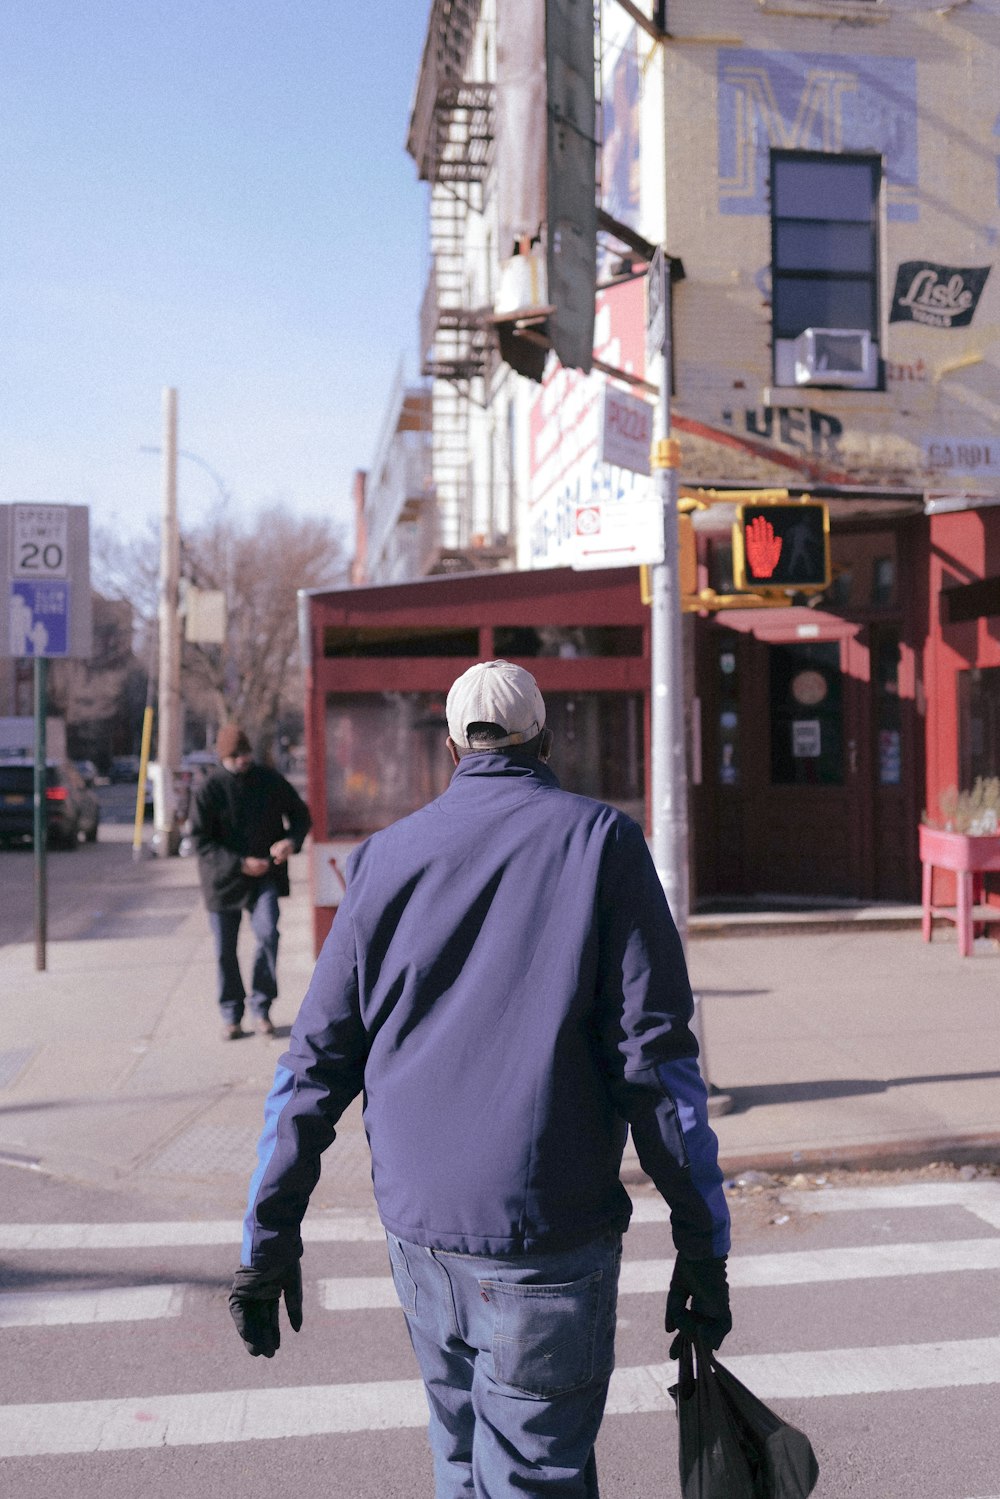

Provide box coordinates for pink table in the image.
[920,825,1000,956]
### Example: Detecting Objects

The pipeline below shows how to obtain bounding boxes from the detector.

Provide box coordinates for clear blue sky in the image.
[0,1,430,551]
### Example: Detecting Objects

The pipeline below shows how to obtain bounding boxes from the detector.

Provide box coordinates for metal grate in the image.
[148,1124,262,1176]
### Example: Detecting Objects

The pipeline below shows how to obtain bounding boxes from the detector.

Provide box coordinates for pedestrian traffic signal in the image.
[732,501,830,593]
[678,511,697,598]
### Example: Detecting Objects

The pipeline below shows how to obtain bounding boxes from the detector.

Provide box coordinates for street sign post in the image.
[1,503,92,972]
[2,504,93,661]
[646,253,731,1116]
[645,252,688,949]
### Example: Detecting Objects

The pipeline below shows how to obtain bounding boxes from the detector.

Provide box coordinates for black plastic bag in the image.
[671,1336,819,1499]
[711,1352,819,1498]
[671,1336,756,1499]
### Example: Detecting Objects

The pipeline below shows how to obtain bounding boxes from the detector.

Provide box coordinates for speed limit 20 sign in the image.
[2,503,92,659]
[13,506,70,578]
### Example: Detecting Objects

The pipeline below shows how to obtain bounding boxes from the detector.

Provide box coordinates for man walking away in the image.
[191,723,311,1040]
[229,661,731,1496]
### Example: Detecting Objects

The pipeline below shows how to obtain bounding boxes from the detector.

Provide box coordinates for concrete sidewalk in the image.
[0,830,997,1211]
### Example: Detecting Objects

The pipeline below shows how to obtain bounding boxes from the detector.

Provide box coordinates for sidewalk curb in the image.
[689,913,923,939]
[622,1131,1000,1186]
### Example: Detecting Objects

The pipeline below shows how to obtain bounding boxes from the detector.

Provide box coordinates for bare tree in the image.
[183,504,346,750]
[93,504,347,755]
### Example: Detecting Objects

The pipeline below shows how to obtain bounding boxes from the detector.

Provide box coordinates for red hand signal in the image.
[745,515,783,579]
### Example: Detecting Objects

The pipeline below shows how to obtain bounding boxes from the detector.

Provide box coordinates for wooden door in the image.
[695,623,870,899]
[746,634,864,896]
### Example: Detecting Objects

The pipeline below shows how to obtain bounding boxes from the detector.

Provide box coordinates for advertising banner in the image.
[890,262,991,329]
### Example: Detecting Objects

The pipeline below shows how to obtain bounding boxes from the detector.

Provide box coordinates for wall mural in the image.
[717,49,918,221]
[720,406,844,465]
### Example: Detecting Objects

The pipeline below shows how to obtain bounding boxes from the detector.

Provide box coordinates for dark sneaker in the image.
[255,1016,276,1037]
[222,1023,244,1041]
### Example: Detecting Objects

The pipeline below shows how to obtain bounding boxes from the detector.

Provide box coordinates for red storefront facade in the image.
[302,567,650,950]
[925,506,1000,813]
[299,496,994,947]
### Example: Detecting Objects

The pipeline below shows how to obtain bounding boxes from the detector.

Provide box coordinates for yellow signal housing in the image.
[731,499,831,593]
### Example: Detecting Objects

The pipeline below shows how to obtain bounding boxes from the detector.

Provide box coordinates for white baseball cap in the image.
[446,660,546,750]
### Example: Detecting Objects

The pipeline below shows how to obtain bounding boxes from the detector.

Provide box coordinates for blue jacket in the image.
[243,754,730,1270]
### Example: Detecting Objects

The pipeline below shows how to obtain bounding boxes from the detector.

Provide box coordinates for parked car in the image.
[0,759,100,848]
[73,758,98,786]
[180,750,218,792]
[109,754,142,783]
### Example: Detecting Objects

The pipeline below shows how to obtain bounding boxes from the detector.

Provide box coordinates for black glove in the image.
[229,1260,303,1358]
[665,1253,731,1358]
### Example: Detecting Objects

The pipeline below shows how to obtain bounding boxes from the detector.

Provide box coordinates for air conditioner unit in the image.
[793,328,876,387]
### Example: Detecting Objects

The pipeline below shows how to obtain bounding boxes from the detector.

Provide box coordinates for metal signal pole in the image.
[648,251,689,949]
[648,251,731,1115]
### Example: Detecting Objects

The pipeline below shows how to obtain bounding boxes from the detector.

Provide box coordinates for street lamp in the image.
[140,402,231,857]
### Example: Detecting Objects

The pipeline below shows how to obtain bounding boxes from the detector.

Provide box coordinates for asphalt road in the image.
[2,1160,999,1498]
[3,789,999,1495]
[0,786,150,949]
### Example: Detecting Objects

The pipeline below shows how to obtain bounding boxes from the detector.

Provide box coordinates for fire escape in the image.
[408,0,505,571]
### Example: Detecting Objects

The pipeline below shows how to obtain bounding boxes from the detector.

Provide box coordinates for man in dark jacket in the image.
[191,724,311,1040]
[229,663,730,1497]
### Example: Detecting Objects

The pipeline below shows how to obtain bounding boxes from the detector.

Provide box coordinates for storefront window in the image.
[492,626,642,657]
[325,693,452,836]
[769,641,844,785]
[874,629,902,786]
[324,627,478,657]
[717,634,740,787]
[325,690,646,835]
[544,693,645,823]
[958,667,1000,789]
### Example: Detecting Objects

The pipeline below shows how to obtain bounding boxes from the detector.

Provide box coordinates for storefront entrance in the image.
[694,610,918,903]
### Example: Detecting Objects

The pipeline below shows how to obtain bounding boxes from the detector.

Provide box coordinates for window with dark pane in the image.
[770,150,881,351]
[769,641,844,785]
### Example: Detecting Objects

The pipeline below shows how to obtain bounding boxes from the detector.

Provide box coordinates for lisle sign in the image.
[889,261,991,329]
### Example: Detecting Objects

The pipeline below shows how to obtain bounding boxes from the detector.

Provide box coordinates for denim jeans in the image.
[208,881,280,1024]
[386,1230,622,1499]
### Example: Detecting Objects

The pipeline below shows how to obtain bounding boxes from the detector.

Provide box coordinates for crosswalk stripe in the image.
[318,1237,1000,1310]
[319,1276,396,1310]
[2,1336,1000,1456]
[8,1228,996,1328]
[610,1336,1000,1408]
[0,1206,672,1254]
[2,1182,996,1256]
[0,1285,185,1328]
[626,1198,669,1223]
[787,1182,1000,1227]
[727,1239,1000,1286]
[0,1214,385,1252]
